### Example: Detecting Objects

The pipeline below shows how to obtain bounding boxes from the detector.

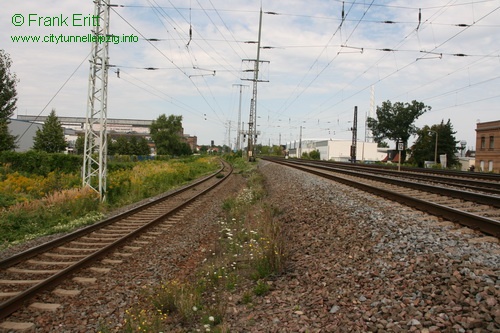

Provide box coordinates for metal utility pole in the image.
[83,0,110,201]
[366,85,375,143]
[350,106,358,163]
[227,120,232,152]
[233,84,248,151]
[299,125,303,158]
[242,7,268,161]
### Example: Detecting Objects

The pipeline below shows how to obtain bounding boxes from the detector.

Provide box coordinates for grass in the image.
[110,157,288,332]
[0,156,220,250]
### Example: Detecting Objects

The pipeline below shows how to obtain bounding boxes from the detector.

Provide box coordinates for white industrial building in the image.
[286,139,387,162]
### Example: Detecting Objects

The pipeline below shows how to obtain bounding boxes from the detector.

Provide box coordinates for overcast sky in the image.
[2,0,499,149]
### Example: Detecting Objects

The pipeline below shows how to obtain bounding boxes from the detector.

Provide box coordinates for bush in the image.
[0,151,82,175]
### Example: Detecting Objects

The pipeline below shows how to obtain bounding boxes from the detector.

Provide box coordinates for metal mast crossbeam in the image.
[82,0,110,201]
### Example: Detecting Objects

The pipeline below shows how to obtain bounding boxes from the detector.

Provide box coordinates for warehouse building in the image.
[13,115,197,154]
[286,139,387,162]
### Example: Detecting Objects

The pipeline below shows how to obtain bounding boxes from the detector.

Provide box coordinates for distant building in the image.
[7,118,42,152]
[458,150,475,172]
[286,139,386,162]
[475,120,499,173]
[14,115,197,155]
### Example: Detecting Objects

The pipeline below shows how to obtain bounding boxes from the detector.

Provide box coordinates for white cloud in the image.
[1,0,499,148]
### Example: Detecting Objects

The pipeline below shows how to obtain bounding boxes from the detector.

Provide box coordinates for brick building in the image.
[475,120,500,173]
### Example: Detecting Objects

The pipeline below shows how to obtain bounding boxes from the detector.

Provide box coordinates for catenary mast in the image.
[82,0,110,201]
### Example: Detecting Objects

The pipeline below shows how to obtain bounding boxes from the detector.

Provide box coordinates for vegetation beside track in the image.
[0,155,220,249]
[103,157,288,333]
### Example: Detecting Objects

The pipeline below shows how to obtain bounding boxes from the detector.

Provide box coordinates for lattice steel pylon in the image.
[242,7,267,161]
[82,0,110,201]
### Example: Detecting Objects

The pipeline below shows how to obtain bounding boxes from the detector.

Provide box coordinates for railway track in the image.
[263,157,500,237]
[0,159,232,322]
[307,159,500,195]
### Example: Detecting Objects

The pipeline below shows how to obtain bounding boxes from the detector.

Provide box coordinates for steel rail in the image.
[0,160,232,320]
[265,158,500,237]
[0,163,225,270]
[314,159,500,181]
[270,158,500,208]
[302,159,500,194]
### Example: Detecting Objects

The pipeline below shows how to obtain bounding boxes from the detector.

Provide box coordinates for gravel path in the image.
[223,161,500,332]
[1,160,499,332]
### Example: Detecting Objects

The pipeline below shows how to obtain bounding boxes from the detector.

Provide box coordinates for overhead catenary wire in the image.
[16,51,91,142]
[44,2,498,146]
[110,5,231,126]
[295,2,499,123]
[255,1,498,145]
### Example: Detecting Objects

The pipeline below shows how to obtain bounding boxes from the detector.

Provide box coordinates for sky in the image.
[2,0,499,149]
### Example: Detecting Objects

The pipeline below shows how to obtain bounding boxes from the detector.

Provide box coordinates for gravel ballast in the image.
[223,161,500,332]
[1,160,499,332]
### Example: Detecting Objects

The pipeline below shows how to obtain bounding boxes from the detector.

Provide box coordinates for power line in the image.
[16,51,91,143]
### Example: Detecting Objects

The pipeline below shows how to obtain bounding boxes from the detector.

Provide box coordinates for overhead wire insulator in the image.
[186,25,192,47]
[417,8,421,30]
[340,1,345,27]
[186,3,192,47]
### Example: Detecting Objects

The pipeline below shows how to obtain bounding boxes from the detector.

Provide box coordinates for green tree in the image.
[137,137,151,155]
[115,136,130,155]
[367,100,430,161]
[0,50,18,151]
[130,136,151,155]
[309,149,321,160]
[150,114,191,156]
[410,120,460,168]
[33,109,67,153]
[75,134,85,154]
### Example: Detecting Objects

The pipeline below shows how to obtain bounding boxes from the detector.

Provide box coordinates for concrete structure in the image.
[8,119,42,152]
[15,115,198,154]
[286,139,386,162]
[475,120,500,173]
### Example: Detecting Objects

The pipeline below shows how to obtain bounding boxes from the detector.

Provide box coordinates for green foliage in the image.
[0,150,82,175]
[0,188,100,247]
[377,141,389,148]
[256,144,284,156]
[0,156,219,248]
[32,109,67,153]
[253,280,270,296]
[105,157,218,206]
[367,100,430,161]
[300,150,320,160]
[409,119,460,168]
[112,166,287,332]
[108,135,150,156]
[309,150,320,160]
[75,134,84,154]
[0,122,16,152]
[150,114,192,156]
[0,50,18,151]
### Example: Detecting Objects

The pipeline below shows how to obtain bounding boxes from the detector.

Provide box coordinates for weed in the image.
[241,291,253,304]
[116,160,287,331]
[253,280,270,296]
